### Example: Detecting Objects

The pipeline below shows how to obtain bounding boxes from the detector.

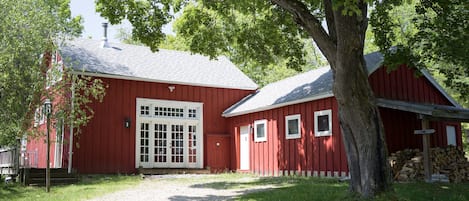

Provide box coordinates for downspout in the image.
[68,78,75,174]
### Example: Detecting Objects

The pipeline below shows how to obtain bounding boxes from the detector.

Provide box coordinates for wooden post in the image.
[421,119,432,182]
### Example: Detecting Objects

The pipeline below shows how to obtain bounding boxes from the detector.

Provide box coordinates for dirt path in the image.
[87,174,275,201]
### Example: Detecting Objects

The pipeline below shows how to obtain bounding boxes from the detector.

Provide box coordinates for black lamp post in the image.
[44,99,52,192]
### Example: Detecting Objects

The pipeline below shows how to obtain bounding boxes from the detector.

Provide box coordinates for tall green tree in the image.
[0,0,106,146]
[0,0,80,145]
[97,0,392,197]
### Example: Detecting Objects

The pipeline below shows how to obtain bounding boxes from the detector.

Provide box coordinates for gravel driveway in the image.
[87,174,275,201]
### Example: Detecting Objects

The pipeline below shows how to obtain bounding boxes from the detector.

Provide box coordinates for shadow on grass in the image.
[184,176,349,201]
[190,176,345,190]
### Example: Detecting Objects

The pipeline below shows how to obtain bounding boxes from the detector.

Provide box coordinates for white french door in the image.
[136,98,203,169]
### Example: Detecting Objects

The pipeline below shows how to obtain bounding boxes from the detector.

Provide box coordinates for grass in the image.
[1,173,468,201]
[235,176,469,201]
[0,174,141,201]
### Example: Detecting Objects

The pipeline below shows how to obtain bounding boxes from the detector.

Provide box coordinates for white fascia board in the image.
[223,92,334,117]
[69,71,258,91]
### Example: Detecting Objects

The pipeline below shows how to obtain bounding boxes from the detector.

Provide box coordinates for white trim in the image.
[54,118,64,168]
[285,114,301,139]
[135,98,204,169]
[254,119,267,142]
[223,93,334,117]
[314,109,332,137]
[68,78,75,174]
[70,70,258,91]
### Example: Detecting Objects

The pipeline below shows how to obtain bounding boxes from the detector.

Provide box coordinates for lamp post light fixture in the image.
[44,99,52,193]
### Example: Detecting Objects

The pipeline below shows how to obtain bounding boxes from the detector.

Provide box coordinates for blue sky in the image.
[70,0,129,41]
[70,0,173,42]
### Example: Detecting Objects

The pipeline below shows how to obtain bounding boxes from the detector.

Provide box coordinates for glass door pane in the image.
[188,125,197,163]
[140,123,150,163]
[171,124,184,163]
[154,124,168,162]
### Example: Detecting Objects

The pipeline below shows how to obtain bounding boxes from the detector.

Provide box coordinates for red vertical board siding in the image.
[226,64,460,176]
[206,134,230,172]
[305,103,312,171]
[369,65,461,154]
[369,65,452,105]
[272,109,279,175]
[68,78,253,173]
[227,97,348,175]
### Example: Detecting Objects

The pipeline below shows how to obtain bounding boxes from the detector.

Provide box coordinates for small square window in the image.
[254,119,267,142]
[285,114,301,139]
[314,109,332,137]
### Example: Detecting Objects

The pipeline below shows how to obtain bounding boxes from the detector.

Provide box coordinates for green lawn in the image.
[1,174,468,201]
[236,176,469,201]
[0,175,141,201]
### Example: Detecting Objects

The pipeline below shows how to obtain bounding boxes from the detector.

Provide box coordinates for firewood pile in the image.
[389,146,469,183]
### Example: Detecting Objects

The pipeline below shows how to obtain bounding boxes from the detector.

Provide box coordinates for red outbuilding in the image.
[223,52,469,177]
[25,39,469,176]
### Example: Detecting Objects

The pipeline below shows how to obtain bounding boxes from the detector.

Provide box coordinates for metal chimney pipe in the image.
[101,22,109,48]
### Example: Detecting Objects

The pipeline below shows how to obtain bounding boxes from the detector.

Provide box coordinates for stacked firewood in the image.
[389,146,469,183]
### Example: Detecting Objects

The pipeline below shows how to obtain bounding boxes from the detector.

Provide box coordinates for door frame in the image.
[239,125,250,170]
[135,98,204,169]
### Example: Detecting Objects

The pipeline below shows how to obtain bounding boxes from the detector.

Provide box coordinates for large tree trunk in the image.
[271,0,392,197]
[332,2,392,197]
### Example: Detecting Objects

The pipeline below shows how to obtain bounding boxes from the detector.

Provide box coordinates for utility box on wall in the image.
[206,134,231,173]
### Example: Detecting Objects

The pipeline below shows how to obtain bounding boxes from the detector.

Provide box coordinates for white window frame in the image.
[446,125,457,146]
[285,114,301,139]
[254,119,267,142]
[314,109,332,137]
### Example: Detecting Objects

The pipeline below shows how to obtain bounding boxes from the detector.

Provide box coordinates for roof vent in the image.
[101,22,110,48]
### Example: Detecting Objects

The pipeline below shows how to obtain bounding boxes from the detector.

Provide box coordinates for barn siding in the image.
[206,134,231,172]
[369,65,451,105]
[227,65,462,176]
[228,97,348,176]
[369,65,462,152]
[26,95,64,169]
[67,77,253,174]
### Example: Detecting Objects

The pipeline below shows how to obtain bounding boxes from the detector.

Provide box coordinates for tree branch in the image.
[271,0,337,63]
[324,0,337,44]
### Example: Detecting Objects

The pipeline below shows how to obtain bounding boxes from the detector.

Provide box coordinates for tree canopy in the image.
[0,0,106,146]
[0,0,82,145]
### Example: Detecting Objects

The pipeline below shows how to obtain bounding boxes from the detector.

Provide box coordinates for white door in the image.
[446,126,456,146]
[240,126,250,170]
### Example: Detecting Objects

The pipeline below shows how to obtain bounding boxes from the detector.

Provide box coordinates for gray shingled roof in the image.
[223,52,459,117]
[59,38,258,90]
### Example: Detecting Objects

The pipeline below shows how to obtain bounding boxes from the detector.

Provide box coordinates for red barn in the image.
[26,38,257,173]
[223,52,469,177]
[26,39,469,176]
